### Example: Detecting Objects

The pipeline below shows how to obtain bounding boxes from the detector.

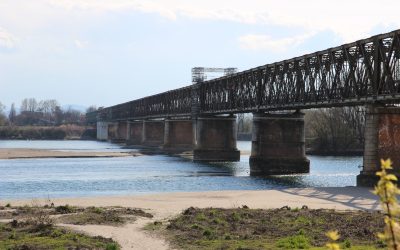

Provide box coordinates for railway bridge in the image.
[87,29,400,186]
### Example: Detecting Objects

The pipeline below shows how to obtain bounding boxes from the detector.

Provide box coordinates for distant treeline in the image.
[0,98,98,126]
[305,107,365,155]
[0,125,95,140]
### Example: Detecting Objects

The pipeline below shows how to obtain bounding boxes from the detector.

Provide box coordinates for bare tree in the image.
[21,98,38,112]
[86,105,97,113]
[0,102,6,126]
[305,107,365,154]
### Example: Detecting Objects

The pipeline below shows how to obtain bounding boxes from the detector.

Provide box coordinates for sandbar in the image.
[0,148,141,159]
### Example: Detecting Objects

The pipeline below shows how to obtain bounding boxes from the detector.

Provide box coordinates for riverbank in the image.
[0,148,141,159]
[0,188,379,250]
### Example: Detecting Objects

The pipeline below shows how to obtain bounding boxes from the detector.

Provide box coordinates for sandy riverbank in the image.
[1,187,379,250]
[0,148,251,159]
[0,148,141,159]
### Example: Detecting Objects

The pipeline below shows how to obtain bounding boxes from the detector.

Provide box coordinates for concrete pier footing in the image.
[249,112,310,175]
[193,115,240,162]
[357,105,400,186]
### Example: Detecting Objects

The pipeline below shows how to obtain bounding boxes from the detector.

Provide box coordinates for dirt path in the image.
[60,217,171,250]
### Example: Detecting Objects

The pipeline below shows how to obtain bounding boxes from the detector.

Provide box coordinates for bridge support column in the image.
[142,120,165,147]
[357,105,400,186]
[107,122,118,141]
[127,121,144,145]
[193,115,240,162]
[250,112,309,175]
[163,118,193,151]
[97,121,108,141]
[116,121,128,141]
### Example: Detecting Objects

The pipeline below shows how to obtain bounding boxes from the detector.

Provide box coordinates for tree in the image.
[86,105,97,113]
[0,102,7,126]
[8,103,16,125]
[305,107,365,153]
[21,98,38,112]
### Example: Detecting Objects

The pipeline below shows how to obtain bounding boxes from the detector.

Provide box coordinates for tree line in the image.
[0,98,97,126]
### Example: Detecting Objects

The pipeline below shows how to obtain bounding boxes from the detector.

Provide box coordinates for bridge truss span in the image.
[200,30,400,114]
[86,29,400,124]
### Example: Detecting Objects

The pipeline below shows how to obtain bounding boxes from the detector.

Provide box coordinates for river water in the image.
[0,140,362,199]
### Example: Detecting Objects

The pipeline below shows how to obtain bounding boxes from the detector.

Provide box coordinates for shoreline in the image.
[1,187,380,215]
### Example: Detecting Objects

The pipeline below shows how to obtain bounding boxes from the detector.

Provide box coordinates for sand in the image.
[0,148,141,159]
[1,187,379,250]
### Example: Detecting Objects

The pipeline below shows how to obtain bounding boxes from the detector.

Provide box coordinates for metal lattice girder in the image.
[90,29,400,122]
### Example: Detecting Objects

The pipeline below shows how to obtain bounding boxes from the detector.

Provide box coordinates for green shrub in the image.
[276,235,311,249]
[55,204,74,214]
[106,243,119,250]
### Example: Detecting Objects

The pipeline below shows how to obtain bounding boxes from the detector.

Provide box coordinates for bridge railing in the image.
[105,85,192,121]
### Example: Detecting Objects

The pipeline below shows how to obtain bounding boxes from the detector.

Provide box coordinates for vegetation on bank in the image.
[0,204,154,249]
[0,204,153,226]
[0,125,95,140]
[0,204,124,250]
[146,207,385,250]
[0,222,118,250]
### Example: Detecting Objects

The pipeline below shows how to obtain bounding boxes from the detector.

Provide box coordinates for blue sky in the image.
[1,0,399,110]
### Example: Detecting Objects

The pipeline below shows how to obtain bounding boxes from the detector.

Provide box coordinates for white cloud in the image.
[46,0,400,42]
[74,39,89,49]
[0,27,18,49]
[239,33,315,52]
[48,0,177,20]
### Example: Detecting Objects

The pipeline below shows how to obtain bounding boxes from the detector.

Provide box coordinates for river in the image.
[0,140,362,199]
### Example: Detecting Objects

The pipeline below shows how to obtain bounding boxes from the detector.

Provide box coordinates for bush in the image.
[276,235,311,249]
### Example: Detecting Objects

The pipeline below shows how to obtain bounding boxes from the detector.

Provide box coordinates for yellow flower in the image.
[384,174,398,181]
[381,159,393,169]
[326,230,340,241]
[326,242,341,250]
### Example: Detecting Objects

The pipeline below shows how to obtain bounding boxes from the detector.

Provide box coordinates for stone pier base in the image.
[357,105,400,186]
[142,120,165,147]
[163,119,193,151]
[127,121,144,145]
[250,112,309,175]
[193,115,240,162]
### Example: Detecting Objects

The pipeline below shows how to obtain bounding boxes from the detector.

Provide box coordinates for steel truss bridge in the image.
[88,29,400,122]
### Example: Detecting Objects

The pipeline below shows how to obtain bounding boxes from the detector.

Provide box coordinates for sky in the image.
[1,0,400,110]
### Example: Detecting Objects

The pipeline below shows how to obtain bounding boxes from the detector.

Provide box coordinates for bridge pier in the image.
[250,112,309,175]
[96,121,108,141]
[142,120,165,147]
[163,118,193,151]
[117,121,128,141]
[193,115,240,162]
[107,122,118,141]
[357,105,400,186]
[127,121,144,145]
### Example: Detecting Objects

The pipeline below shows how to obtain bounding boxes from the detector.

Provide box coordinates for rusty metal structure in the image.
[87,29,400,123]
